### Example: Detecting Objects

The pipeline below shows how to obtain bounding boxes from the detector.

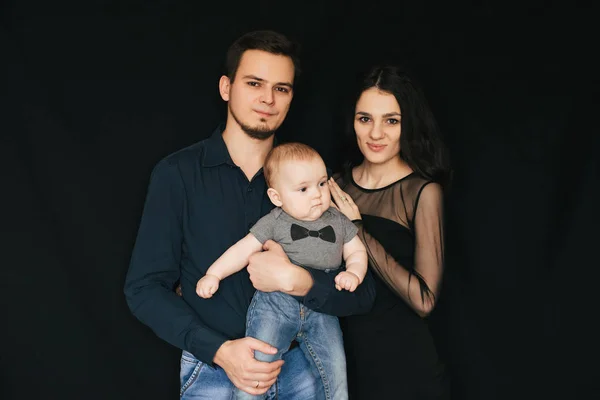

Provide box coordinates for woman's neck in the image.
[353,158,413,190]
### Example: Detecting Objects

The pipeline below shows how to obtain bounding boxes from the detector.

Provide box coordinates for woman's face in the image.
[354,87,402,165]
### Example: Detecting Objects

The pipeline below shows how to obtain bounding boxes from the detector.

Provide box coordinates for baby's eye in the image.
[299,187,307,192]
[319,181,326,186]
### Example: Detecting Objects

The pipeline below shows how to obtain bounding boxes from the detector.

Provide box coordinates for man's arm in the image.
[126,160,284,395]
[303,265,376,316]
[247,240,376,317]
[124,160,228,363]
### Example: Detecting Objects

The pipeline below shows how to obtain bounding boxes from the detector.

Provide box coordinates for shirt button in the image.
[247,187,253,192]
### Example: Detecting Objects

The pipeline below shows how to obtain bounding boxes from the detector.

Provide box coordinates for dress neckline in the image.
[350,170,416,193]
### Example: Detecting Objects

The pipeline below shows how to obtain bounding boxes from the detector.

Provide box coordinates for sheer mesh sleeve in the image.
[335,172,445,313]
[354,220,438,309]
[411,182,444,304]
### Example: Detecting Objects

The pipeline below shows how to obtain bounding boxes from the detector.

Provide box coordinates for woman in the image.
[328,65,451,399]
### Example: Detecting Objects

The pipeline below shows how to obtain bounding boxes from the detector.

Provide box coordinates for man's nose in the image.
[260,88,274,105]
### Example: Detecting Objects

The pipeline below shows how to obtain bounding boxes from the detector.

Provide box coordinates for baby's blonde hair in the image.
[263,142,322,188]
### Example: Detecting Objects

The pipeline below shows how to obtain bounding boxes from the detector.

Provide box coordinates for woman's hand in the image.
[328,178,361,221]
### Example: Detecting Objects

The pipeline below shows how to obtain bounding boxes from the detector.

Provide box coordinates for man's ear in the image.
[219,75,231,101]
[267,188,283,207]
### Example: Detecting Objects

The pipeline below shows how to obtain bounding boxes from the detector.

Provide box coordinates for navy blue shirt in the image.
[124,125,375,364]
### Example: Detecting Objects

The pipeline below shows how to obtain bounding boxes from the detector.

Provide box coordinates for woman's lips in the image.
[367,143,386,152]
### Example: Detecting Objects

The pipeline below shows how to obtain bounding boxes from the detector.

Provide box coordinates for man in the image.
[124,30,375,399]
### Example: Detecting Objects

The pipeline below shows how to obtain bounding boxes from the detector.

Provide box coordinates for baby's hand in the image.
[334,271,360,292]
[196,274,220,298]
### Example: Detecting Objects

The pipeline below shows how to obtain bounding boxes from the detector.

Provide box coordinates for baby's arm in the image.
[335,236,368,292]
[196,234,263,298]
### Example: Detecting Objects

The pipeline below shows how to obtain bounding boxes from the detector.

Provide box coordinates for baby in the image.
[196,142,367,400]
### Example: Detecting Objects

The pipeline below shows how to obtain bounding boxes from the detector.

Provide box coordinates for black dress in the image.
[336,171,449,400]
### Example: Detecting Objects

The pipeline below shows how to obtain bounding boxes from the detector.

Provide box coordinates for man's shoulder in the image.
[159,138,209,168]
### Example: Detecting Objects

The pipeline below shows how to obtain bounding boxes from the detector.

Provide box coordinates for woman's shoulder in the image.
[401,172,438,191]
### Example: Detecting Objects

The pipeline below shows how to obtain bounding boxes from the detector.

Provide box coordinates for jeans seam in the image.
[302,336,331,400]
[180,361,204,398]
[246,292,259,332]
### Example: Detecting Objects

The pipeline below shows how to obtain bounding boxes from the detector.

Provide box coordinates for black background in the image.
[2,2,597,399]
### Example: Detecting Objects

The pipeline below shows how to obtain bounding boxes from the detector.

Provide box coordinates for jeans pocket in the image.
[180,351,204,397]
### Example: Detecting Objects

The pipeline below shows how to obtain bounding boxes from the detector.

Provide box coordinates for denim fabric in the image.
[233,290,348,400]
[180,346,321,399]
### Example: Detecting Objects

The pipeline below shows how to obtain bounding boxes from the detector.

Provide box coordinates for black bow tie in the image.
[290,224,336,243]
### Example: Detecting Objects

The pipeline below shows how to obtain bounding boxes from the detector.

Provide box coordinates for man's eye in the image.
[276,87,289,93]
[248,81,259,87]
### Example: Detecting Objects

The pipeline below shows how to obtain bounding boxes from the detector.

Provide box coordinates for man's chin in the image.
[243,127,276,141]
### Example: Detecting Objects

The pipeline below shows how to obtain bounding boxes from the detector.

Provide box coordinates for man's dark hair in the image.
[225,30,301,82]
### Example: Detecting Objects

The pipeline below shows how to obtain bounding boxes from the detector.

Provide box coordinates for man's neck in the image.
[222,121,274,181]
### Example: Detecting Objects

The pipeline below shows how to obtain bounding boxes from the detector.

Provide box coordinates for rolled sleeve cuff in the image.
[301,267,333,309]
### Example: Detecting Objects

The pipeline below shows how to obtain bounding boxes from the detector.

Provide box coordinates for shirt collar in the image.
[201,124,279,168]
[201,124,235,167]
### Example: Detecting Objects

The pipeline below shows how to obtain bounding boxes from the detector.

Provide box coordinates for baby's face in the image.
[272,157,331,221]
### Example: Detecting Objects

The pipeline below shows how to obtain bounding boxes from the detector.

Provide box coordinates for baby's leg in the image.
[298,309,348,400]
[233,290,302,400]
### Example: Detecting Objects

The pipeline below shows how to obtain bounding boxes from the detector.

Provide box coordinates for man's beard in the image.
[230,108,276,140]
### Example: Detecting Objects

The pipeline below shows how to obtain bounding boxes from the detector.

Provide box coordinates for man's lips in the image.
[254,110,274,117]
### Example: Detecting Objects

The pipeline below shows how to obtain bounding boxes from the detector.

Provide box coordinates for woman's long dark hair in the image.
[341,65,451,188]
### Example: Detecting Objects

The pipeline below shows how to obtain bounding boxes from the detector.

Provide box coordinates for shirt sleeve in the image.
[338,210,359,243]
[300,267,376,317]
[124,159,228,365]
[249,210,276,244]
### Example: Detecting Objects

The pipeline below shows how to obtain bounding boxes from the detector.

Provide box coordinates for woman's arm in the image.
[356,182,444,317]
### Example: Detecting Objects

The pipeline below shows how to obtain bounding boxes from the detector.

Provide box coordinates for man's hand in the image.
[214,337,284,395]
[247,240,313,296]
[196,274,220,298]
[334,271,360,292]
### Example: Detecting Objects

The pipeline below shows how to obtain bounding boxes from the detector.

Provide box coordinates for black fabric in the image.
[337,172,449,399]
[2,3,595,400]
[290,224,336,243]
[124,126,271,365]
[124,125,375,365]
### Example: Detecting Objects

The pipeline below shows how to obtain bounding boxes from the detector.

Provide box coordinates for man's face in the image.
[220,50,295,140]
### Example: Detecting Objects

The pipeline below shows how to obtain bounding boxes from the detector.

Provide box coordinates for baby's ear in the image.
[267,188,283,207]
